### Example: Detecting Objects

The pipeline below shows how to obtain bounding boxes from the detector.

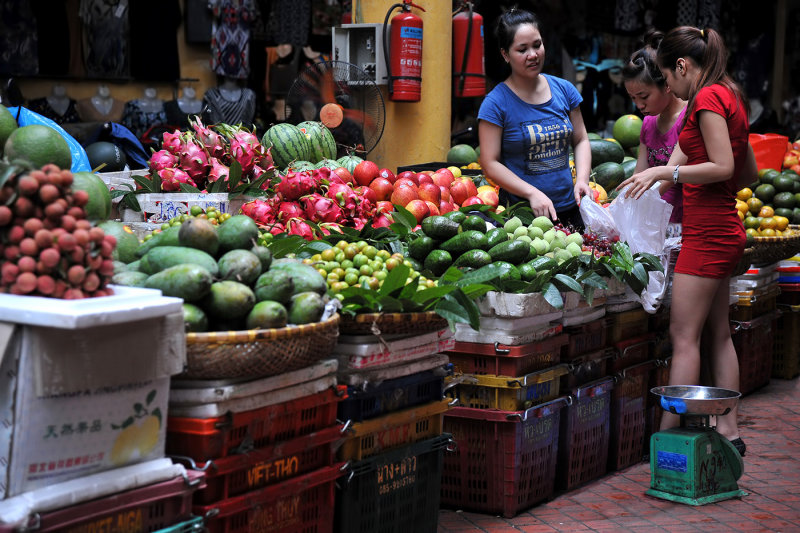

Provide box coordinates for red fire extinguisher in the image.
[382,0,425,102]
[453,2,485,98]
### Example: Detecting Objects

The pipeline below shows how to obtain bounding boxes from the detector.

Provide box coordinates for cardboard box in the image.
[0,288,186,498]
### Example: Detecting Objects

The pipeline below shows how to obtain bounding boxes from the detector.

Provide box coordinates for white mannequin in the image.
[91,85,114,116]
[139,87,164,113]
[47,84,70,116]
[218,77,242,101]
[178,87,202,114]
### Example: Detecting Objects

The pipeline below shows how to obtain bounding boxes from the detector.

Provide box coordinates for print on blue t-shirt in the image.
[477,74,582,211]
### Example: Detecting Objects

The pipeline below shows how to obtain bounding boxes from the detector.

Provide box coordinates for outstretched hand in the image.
[527,189,557,220]
[574,180,593,205]
[617,166,665,199]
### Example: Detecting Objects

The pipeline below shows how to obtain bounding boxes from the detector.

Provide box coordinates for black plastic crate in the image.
[335,434,451,533]
[338,368,446,422]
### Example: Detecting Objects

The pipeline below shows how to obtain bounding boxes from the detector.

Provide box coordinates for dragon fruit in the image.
[301,193,343,224]
[276,171,318,201]
[286,218,315,240]
[326,182,359,215]
[179,138,210,183]
[277,201,304,221]
[158,167,196,192]
[241,198,277,225]
[371,213,393,228]
[161,130,184,155]
[351,217,368,230]
[190,117,226,159]
[265,222,285,235]
[148,149,178,173]
[318,222,344,236]
[207,157,230,184]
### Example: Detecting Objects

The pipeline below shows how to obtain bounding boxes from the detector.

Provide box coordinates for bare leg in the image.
[659,272,720,431]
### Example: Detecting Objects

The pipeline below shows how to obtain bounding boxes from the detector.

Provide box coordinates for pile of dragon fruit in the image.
[240,166,393,240]
[148,118,275,191]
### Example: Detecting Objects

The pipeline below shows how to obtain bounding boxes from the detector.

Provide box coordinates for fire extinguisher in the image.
[453,2,485,98]
[382,0,425,102]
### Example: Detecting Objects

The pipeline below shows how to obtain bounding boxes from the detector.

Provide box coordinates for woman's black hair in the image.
[494,6,540,52]
[622,30,665,87]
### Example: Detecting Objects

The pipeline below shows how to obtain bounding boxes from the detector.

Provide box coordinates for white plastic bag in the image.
[607,185,673,255]
[578,195,620,240]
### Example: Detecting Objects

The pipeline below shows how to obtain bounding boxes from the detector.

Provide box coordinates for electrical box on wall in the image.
[332,23,388,85]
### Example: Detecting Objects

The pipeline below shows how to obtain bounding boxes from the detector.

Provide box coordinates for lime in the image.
[773,191,796,209]
[753,183,776,204]
[4,124,71,170]
[759,168,780,185]
[0,104,18,156]
[773,175,796,193]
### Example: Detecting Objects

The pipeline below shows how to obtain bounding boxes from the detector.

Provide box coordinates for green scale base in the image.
[647,427,747,506]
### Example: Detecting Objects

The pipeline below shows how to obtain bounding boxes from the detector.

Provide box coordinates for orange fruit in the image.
[774,215,790,231]
[736,188,752,201]
[744,216,761,230]
[738,210,745,221]
[735,199,749,213]
[747,197,764,215]
[759,205,775,218]
[760,217,777,230]
[760,228,776,237]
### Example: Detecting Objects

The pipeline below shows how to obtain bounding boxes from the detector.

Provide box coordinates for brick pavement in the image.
[438,375,800,532]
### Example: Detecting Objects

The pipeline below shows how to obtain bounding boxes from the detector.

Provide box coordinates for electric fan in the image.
[284,60,386,158]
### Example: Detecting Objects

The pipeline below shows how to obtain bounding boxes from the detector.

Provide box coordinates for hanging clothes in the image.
[272,0,311,47]
[209,0,256,80]
[121,99,168,139]
[202,86,256,126]
[79,0,130,78]
[0,0,39,76]
[164,100,201,131]
[129,0,182,81]
[27,98,81,125]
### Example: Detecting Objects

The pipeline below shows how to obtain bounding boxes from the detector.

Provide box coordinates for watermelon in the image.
[71,171,112,220]
[621,158,637,180]
[589,139,625,166]
[261,123,312,169]
[315,159,340,170]
[297,121,336,163]
[611,114,643,149]
[285,160,316,173]
[592,161,626,192]
[447,144,477,165]
[337,154,364,174]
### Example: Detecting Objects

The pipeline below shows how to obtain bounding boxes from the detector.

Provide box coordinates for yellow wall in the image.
[356,1,451,172]
[16,0,217,105]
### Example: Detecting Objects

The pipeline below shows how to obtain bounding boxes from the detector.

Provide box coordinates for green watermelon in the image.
[447,144,477,165]
[589,139,625,166]
[315,158,340,170]
[297,121,336,163]
[261,123,312,169]
[285,160,316,173]
[337,154,363,173]
[71,171,112,220]
[592,161,626,191]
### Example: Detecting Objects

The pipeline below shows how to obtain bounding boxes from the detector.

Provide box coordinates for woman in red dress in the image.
[619,26,757,456]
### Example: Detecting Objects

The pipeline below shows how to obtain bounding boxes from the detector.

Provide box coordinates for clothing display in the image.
[165,88,203,130]
[209,0,256,80]
[129,0,181,81]
[27,97,81,125]
[675,84,749,279]
[76,87,125,123]
[477,74,583,213]
[641,110,686,224]
[121,97,168,139]
[79,0,130,78]
[0,0,39,76]
[202,85,256,126]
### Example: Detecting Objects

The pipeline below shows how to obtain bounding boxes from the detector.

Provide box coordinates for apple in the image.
[332,166,354,184]
[476,188,499,208]
[462,196,484,207]
[447,166,462,179]
[396,171,416,183]
[439,200,456,214]
[354,185,377,204]
[369,177,394,201]
[395,177,418,191]
[425,201,440,217]
[376,200,394,213]
[432,170,455,188]
[460,177,478,198]
[439,185,451,202]
[417,173,434,185]
[405,199,431,223]
[353,160,380,187]
[372,213,393,228]
[418,182,441,204]
[449,179,470,205]
[378,168,396,183]
[785,153,800,169]
[390,185,418,206]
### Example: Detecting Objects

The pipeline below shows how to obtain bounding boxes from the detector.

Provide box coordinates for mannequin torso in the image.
[47,84,71,116]
[91,85,114,116]
[138,87,164,114]
[177,87,202,114]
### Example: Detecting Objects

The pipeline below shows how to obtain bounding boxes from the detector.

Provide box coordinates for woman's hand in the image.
[574,180,593,204]
[617,166,668,199]
[527,189,557,219]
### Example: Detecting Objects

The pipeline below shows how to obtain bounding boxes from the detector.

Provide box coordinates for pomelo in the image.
[71,171,112,220]
[0,104,17,156]
[447,144,477,166]
[612,114,643,149]
[86,141,127,172]
[5,124,72,170]
[98,220,139,263]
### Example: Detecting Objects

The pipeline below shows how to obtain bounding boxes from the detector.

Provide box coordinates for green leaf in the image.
[635,252,664,272]
[121,416,135,429]
[391,205,417,230]
[542,282,564,309]
[301,240,333,254]
[553,273,584,295]
[228,160,243,190]
[209,176,227,193]
[267,235,308,258]
[398,276,421,299]
[631,261,649,289]
[132,174,156,193]
[410,285,458,305]
[379,263,410,296]
[447,289,482,330]
[456,262,512,286]
[179,183,202,193]
[434,296,476,329]
[388,222,409,237]
[122,193,141,212]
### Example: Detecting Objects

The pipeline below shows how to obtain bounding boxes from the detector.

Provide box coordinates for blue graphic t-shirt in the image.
[478,75,582,211]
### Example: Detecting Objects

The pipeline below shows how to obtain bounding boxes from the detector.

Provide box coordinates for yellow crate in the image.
[605,308,649,345]
[446,365,568,410]
[731,284,779,322]
[337,398,450,462]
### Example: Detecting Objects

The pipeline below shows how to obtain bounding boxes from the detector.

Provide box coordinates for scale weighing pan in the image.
[651,385,741,416]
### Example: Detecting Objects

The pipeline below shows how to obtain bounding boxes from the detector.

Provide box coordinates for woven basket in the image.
[338,311,448,336]
[182,314,340,380]
[732,247,755,277]
[749,226,800,267]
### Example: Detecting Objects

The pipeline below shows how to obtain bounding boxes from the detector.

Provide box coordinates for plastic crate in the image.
[778,283,800,306]
[652,332,672,361]
[608,360,656,471]
[154,516,205,533]
[732,311,777,395]
[2,471,204,533]
[730,283,779,321]
[773,304,800,379]
[608,333,656,374]
[561,318,607,359]
[605,307,649,345]
[445,334,567,376]
[196,464,343,533]
[338,368,445,422]
[166,387,343,461]
[335,435,450,533]
[648,306,670,332]
[337,399,449,462]
[556,378,614,491]
[646,356,672,442]
[440,399,565,518]
[176,425,341,505]
[445,365,568,411]
[561,348,613,390]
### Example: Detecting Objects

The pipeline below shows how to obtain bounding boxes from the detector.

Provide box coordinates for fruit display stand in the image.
[0,286,185,499]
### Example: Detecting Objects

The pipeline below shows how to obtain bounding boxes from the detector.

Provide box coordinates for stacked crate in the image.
[773,260,800,379]
[166,358,345,533]
[333,316,452,533]
[441,292,569,518]
[646,306,673,445]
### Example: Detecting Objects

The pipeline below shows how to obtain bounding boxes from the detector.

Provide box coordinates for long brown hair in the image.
[656,26,748,125]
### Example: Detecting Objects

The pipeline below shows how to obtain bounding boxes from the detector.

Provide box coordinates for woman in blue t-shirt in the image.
[478,8,592,228]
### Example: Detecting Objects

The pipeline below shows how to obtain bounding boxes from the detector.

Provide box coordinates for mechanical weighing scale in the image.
[647,385,747,505]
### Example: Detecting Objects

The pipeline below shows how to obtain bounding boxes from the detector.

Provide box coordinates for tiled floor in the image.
[438,375,800,532]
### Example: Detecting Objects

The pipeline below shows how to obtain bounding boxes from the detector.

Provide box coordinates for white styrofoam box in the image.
[0,290,186,498]
[0,285,183,329]
[563,292,607,311]
[0,458,184,527]
[120,193,254,224]
[477,291,560,318]
[731,270,780,291]
[559,304,607,327]
[334,329,454,370]
[454,319,563,346]
[336,353,451,388]
[604,300,642,313]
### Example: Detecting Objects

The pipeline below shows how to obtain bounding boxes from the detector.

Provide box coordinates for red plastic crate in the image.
[0,471,204,533]
[608,333,656,374]
[166,387,343,461]
[446,334,568,376]
[608,360,656,471]
[556,378,613,491]
[177,425,342,505]
[778,283,800,306]
[561,318,607,359]
[732,311,776,395]
[196,465,343,533]
[561,348,612,389]
[440,400,565,518]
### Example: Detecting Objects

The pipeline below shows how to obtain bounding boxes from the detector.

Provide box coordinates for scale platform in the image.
[647,386,747,506]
